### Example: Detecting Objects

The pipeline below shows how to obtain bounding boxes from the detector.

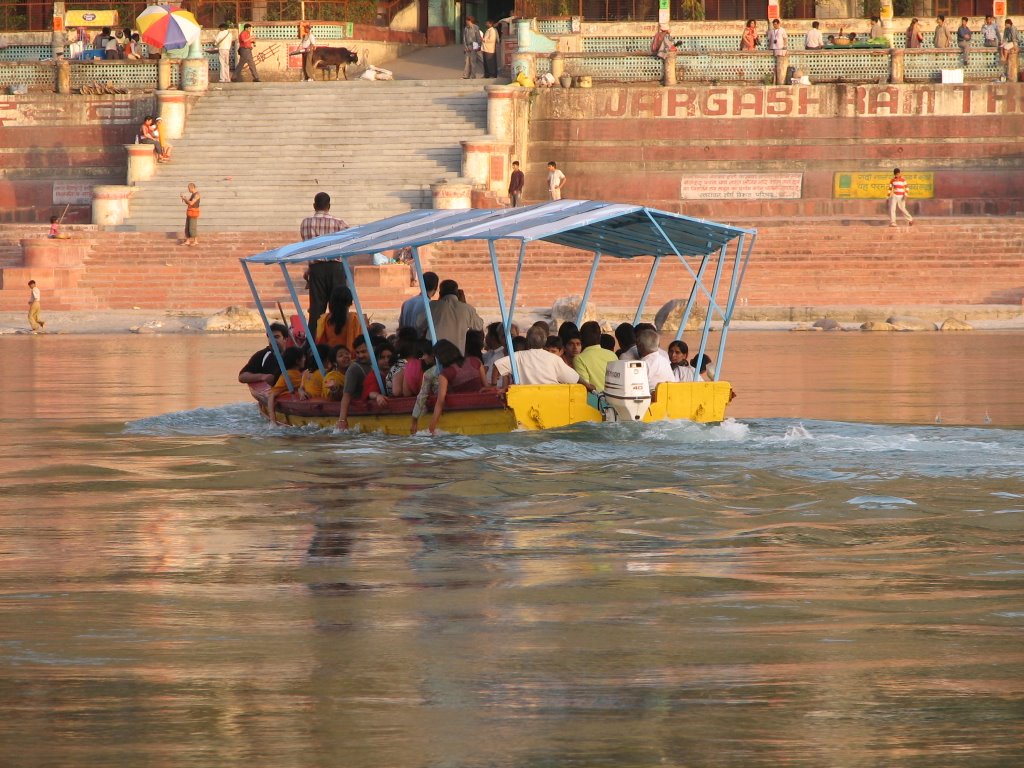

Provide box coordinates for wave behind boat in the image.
[123,405,1024,478]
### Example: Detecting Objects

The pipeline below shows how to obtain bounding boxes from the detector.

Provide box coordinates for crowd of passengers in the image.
[238,272,713,433]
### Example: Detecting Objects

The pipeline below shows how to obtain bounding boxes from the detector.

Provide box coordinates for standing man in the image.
[399,271,439,331]
[482,20,499,78]
[934,15,952,48]
[422,279,484,354]
[547,161,566,201]
[27,280,45,333]
[300,192,349,334]
[462,16,483,79]
[1001,19,1021,66]
[297,22,317,81]
[233,23,260,82]
[214,22,233,83]
[981,15,1000,52]
[767,18,788,56]
[887,168,913,228]
[508,160,525,207]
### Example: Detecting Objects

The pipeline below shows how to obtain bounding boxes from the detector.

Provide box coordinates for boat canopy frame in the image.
[241,200,756,392]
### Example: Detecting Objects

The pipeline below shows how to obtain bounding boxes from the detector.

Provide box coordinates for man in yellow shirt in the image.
[573,321,618,392]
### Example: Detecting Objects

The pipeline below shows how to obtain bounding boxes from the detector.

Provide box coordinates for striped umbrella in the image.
[136,4,201,50]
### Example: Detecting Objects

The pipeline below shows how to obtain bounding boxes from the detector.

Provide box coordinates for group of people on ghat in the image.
[238,271,713,434]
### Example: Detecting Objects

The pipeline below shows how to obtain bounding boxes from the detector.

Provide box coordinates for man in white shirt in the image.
[547,161,566,201]
[804,20,823,50]
[636,328,675,394]
[495,326,581,386]
[767,18,788,56]
[214,23,234,84]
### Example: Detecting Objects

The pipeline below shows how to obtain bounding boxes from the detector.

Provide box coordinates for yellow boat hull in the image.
[257,381,733,436]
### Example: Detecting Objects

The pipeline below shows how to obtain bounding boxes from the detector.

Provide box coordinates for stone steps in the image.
[120,80,489,233]
[3,218,1021,313]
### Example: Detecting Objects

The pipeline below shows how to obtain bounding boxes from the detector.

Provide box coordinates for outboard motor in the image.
[602,360,651,422]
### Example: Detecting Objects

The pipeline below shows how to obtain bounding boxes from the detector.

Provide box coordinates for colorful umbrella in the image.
[136,4,201,50]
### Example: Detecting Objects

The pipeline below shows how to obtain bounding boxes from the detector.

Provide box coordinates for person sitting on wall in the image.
[651,23,676,59]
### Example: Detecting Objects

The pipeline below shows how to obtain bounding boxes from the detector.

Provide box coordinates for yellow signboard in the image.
[833,172,934,199]
[65,9,119,27]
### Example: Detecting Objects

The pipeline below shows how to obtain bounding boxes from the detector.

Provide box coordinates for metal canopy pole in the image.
[633,256,661,326]
[505,240,527,333]
[675,252,712,342]
[242,260,290,391]
[410,246,438,344]
[576,250,602,327]
[488,239,521,385]
[693,242,729,382]
[341,257,384,392]
[280,263,325,377]
[714,233,748,377]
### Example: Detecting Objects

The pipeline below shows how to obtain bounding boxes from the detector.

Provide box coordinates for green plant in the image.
[678,0,705,21]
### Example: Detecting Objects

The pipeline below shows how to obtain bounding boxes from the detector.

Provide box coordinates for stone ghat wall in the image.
[0,93,155,224]
[524,83,1024,218]
[2,219,1021,313]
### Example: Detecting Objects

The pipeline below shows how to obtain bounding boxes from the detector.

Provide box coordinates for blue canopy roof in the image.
[243,200,754,265]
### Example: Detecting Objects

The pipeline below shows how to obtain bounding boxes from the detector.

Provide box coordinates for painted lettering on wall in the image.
[680,173,803,200]
[834,172,935,199]
[52,182,94,205]
[595,85,1023,119]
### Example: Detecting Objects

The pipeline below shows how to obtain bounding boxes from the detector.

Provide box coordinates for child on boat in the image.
[323,345,350,401]
[301,344,334,399]
[268,346,307,423]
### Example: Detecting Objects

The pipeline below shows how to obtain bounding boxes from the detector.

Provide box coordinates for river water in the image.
[2,331,1022,767]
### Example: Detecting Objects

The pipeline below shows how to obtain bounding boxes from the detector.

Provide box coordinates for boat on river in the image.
[240,200,755,435]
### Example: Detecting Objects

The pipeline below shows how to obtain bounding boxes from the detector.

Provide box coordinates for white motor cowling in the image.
[602,360,651,422]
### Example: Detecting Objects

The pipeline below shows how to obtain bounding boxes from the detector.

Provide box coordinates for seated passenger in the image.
[494,325,582,387]
[615,322,637,359]
[267,346,308,423]
[600,333,616,351]
[336,336,377,430]
[691,353,714,382]
[361,341,395,405]
[573,320,618,392]
[668,340,694,382]
[238,322,289,385]
[316,286,362,350]
[323,345,350,401]
[544,334,563,355]
[636,328,675,394]
[386,335,418,397]
[425,340,486,433]
[560,331,582,369]
[401,338,431,397]
[301,344,334,399]
[409,344,439,434]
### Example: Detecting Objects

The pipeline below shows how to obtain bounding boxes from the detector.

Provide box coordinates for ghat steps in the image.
[2,218,1022,314]
[119,80,489,233]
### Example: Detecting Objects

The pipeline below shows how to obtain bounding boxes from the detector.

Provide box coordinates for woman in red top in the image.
[427,340,485,433]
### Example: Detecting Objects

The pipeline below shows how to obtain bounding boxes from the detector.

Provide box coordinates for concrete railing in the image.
[522,47,1019,86]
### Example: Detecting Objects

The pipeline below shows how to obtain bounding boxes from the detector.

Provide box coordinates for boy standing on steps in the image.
[887,168,913,228]
[27,280,45,333]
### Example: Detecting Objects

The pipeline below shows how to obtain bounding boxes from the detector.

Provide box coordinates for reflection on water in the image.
[1,333,1023,766]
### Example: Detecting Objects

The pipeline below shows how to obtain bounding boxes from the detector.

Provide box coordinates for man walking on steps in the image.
[888,168,913,227]
[462,16,483,79]
[300,192,349,333]
[233,23,260,82]
[508,160,525,207]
